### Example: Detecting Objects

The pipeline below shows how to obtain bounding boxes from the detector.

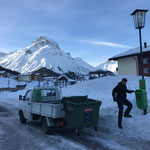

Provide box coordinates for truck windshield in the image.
[24,90,31,101]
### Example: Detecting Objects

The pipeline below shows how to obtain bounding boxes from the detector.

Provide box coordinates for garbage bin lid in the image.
[135,89,146,93]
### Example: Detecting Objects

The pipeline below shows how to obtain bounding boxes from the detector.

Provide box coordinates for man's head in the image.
[122,78,127,85]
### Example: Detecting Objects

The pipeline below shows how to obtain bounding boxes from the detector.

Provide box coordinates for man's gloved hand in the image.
[131,90,135,93]
[113,97,117,102]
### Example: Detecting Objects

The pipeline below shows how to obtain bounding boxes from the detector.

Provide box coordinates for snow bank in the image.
[62,76,145,109]
[62,75,150,142]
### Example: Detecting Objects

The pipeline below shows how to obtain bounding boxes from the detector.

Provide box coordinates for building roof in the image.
[34,73,40,75]
[58,74,68,80]
[109,45,150,61]
[58,74,75,82]
[19,73,32,76]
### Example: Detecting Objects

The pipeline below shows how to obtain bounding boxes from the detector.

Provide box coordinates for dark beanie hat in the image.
[122,78,127,82]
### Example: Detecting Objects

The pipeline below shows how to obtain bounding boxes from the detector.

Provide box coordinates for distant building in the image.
[18,73,44,82]
[0,71,8,77]
[109,43,150,76]
[18,73,33,82]
[34,73,44,81]
[44,76,57,82]
[53,74,75,87]
[33,67,60,77]
[89,70,114,80]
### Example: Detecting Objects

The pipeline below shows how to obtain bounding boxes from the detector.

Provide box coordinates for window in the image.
[144,68,149,74]
[143,58,149,64]
[24,90,31,101]
[51,89,56,96]
[42,89,56,97]
[42,90,51,96]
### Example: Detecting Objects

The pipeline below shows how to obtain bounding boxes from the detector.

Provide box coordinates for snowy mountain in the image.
[0,36,95,74]
[74,57,96,71]
[0,52,7,58]
[96,60,118,72]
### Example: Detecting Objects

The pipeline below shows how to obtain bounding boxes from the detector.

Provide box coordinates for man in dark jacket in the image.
[112,78,134,129]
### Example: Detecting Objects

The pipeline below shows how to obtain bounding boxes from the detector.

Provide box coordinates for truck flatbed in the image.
[30,102,65,118]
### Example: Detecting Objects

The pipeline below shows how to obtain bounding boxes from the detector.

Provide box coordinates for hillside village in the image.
[0,66,114,90]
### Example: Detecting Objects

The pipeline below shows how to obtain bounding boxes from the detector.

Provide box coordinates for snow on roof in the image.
[68,79,76,82]
[58,74,75,82]
[44,77,57,79]
[19,73,32,76]
[109,45,150,60]
[58,74,68,79]
[0,71,6,74]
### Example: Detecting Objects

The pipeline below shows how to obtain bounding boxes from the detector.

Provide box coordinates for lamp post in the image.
[131,9,148,115]
[131,9,148,79]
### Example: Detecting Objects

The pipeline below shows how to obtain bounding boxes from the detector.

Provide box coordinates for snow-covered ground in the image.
[0,76,150,150]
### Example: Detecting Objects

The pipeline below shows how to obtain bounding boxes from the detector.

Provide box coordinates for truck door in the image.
[22,90,32,120]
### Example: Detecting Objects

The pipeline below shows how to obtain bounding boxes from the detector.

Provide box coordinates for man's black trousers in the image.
[117,99,133,126]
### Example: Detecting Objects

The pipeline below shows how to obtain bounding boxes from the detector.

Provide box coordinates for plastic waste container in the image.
[32,89,42,102]
[63,96,102,132]
[135,89,148,109]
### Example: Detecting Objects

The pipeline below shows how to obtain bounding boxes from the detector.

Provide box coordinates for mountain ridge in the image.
[0,36,96,74]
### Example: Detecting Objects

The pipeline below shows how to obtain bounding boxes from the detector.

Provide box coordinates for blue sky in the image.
[0,0,150,66]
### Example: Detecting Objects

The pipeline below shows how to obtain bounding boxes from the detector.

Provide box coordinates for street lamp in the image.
[131,9,148,79]
[131,9,148,115]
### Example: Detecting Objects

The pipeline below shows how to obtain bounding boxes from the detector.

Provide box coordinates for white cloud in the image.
[83,40,131,48]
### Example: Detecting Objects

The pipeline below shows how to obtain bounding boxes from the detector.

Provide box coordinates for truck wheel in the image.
[94,125,97,132]
[42,118,50,134]
[19,111,26,124]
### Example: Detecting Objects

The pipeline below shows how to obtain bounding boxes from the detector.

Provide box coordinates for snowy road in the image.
[0,101,109,150]
[0,100,150,150]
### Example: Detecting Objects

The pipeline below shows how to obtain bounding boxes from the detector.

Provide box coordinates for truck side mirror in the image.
[19,95,22,100]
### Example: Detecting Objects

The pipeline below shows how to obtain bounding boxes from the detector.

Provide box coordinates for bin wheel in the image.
[75,129,80,136]
[19,111,26,124]
[94,125,97,132]
[143,109,147,115]
[41,118,50,134]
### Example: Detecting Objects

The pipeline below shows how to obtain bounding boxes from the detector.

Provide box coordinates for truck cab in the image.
[18,86,65,133]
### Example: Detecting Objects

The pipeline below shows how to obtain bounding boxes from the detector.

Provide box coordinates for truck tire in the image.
[94,125,98,132]
[19,111,27,124]
[41,117,50,134]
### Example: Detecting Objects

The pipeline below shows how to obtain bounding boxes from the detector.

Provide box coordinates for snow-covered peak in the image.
[96,60,118,72]
[0,36,95,74]
[31,36,60,49]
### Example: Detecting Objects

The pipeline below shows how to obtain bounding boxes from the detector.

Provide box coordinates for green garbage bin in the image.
[135,89,148,109]
[62,96,87,103]
[32,89,42,102]
[63,96,102,131]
